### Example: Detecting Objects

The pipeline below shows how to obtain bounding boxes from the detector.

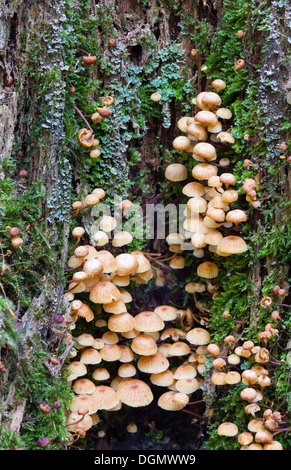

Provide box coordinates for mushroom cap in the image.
[216,235,248,255]
[134,311,165,332]
[112,231,133,247]
[172,136,192,152]
[217,422,238,437]
[211,79,226,91]
[73,378,96,395]
[93,230,109,246]
[99,215,117,232]
[201,91,222,108]
[91,385,120,410]
[66,412,94,432]
[70,394,98,415]
[192,163,218,180]
[107,313,135,333]
[80,348,102,365]
[193,142,217,161]
[165,163,188,181]
[95,250,117,273]
[154,305,178,321]
[195,110,218,126]
[137,352,169,374]
[187,122,208,140]
[175,377,199,394]
[169,255,185,269]
[168,342,191,357]
[173,363,197,379]
[118,345,135,363]
[187,196,208,214]
[99,344,122,362]
[131,251,151,273]
[186,327,211,345]
[92,368,110,381]
[182,182,205,197]
[216,107,232,120]
[90,280,121,304]
[66,361,87,381]
[150,369,175,387]
[238,432,254,446]
[115,253,139,276]
[158,391,188,411]
[103,298,127,314]
[116,378,153,407]
[225,209,247,224]
[131,334,158,356]
[118,363,136,378]
[197,261,219,279]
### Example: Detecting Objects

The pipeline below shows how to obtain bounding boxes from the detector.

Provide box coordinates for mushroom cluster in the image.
[64,191,213,439]
[207,309,285,450]
[164,81,249,275]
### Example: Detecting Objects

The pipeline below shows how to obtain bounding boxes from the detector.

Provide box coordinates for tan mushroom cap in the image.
[165,163,188,182]
[193,142,217,161]
[112,231,133,247]
[137,352,169,374]
[172,136,192,152]
[108,312,136,333]
[118,345,135,363]
[186,327,211,345]
[103,298,127,314]
[92,368,110,381]
[93,230,109,246]
[174,363,197,380]
[216,235,248,255]
[73,378,96,395]
[76,333,95,347]
[154,305,178,321]
[131,251,151,273]
[91,385,120,410]
[175,377,200,394]
[168,342,191,357]
[237,432,254,446]
[187,122,208,141]
[118,363,136,378]
[115,253,139,276]
[158,391,188,411]
[66,361,87,381]
[150,369,175,387]
[201,91,222,108]
[182,181,205,197]
[90,280,121,304]
[95,250,117,273]
[131,334,158,356]
[195,110,218,126]
[99,344,122,362]
[69,394,98,415]
[116,378,154,407]
[197,261,219,279]
[217,422,238,437]
[192,163,218,181]
[80,348,102,365]
[187,196,208,214]
[134,311,164,332]
[226,209,247,226]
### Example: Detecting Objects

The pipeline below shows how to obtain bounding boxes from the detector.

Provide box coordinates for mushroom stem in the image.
[73,105,94,134]
[68,237,82,254]
[142,182,173,207]
[143,254,172,271]
[181,409,207,421]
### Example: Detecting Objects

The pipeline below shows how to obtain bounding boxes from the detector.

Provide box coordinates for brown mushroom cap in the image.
[91,385,119,410]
